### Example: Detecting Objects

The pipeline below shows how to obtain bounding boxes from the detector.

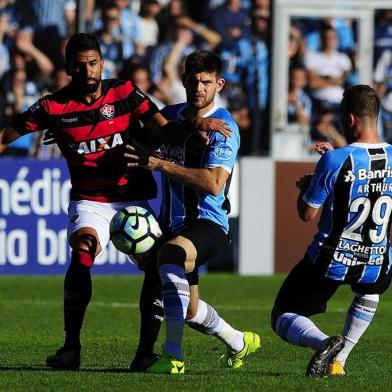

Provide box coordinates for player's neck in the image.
[81,83,103,104]
[355,129,381,144]
[186,102,215,118]
[84,92,102,104]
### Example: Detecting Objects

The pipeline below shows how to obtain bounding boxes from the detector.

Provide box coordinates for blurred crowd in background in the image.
[1,0,392,159]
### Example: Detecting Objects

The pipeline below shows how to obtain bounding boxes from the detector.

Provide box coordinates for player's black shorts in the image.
[273,253,392,317]
[180,219,230,286]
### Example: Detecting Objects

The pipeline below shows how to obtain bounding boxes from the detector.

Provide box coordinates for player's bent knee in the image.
[75,233,98,255]
[157,242,187,268]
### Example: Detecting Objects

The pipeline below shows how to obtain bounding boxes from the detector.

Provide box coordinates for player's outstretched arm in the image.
[125,143,229,196]
[0,126,23,154]
[146,112,231,145]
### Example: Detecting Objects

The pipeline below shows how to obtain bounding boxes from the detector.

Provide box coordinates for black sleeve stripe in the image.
[138,102,160,124]
[127,87,150,112]
[9,108,49,134]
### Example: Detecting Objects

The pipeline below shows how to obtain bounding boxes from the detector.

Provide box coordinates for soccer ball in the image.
[110,206,162,255]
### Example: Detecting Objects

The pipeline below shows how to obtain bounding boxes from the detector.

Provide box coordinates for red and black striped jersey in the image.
[11,79,159,202]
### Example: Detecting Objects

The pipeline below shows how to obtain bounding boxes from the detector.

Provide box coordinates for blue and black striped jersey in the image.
[305,142,392,284]
[159,103,240,234]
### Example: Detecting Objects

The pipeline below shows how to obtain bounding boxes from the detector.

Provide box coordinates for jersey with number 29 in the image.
[304,143,392,284]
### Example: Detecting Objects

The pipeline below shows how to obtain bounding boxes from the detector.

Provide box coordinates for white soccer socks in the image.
[187,299,244,352]
[159,264,190,359]
[275,312,328,350]
[335,293,379,366]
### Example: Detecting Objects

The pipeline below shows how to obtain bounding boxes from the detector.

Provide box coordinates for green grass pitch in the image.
[1,273,392,391]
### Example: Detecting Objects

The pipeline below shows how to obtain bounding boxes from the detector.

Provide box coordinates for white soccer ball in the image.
[110,206,162,255]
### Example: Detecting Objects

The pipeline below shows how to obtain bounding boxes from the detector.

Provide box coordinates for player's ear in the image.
[216,78,225,92]
[349,114,355,127]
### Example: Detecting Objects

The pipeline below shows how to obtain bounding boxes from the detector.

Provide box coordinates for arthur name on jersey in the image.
[69,133,124,155]
[344,168,392,193]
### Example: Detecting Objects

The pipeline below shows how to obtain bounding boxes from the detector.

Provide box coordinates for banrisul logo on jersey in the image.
[69,133,124,155]
[345,167,392,182]
[213,142,233,161]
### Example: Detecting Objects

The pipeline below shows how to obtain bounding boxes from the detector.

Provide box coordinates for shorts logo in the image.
[100,104,115,119]
[212,142,234,161]
[70,214,79,223]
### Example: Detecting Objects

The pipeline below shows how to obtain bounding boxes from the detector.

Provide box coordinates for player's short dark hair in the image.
[184,50,222,77]
[65,33,102,64]
[341,85,380,119]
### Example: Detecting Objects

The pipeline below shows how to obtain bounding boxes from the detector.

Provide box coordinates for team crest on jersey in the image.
[100,104,115,119]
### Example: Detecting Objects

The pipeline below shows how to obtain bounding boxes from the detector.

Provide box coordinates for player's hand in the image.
[296,174,313,191]
[125,141,160,171]
[315,142,334,155]
[195,117,231,143]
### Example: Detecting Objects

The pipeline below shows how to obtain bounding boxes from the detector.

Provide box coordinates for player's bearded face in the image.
[69,50,103,94]
[183,72,224,110]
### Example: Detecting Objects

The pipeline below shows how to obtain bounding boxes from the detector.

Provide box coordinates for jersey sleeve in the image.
[10,98,51,135]
[303,151,341,208]
[203,118,240,173]
[127,81,159,124]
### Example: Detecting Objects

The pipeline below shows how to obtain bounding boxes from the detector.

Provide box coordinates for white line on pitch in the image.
[0,299,349,312]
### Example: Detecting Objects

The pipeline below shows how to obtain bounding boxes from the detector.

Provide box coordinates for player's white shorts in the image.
[67,200,151,252]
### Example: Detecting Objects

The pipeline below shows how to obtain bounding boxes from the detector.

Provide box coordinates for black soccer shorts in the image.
[273,253,392,317]
[180,219,230,286]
